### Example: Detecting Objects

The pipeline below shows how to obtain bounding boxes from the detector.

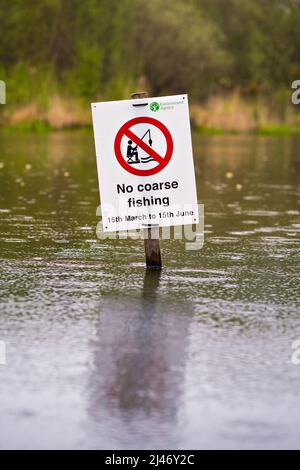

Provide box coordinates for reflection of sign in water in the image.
[114,117,173,177]
[0,81,6,104]
[88,280,194,446]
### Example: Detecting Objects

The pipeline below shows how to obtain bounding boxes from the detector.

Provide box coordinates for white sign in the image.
[91,94,198,232]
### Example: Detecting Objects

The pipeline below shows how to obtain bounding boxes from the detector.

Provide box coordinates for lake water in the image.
[0,131,299,449]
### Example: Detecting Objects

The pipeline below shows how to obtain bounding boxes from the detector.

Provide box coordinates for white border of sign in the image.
[91,94,198,232]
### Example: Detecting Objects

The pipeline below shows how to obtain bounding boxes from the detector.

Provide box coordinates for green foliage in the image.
[257,123,300,136]
[3,64,58,107]
[200,0,300,93]
[0,0,299,102]
[134,0,230,99]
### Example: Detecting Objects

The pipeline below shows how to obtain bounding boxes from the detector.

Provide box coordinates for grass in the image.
[2,120,300,137]
[257,123,300,136]
[1,90,300,136]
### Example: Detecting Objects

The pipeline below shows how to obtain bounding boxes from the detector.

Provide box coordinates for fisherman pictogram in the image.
[126,129,155,165]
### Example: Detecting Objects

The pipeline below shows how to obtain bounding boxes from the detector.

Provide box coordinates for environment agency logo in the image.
[150,101,160,112]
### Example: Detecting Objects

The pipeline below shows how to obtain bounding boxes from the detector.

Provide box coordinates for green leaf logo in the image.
[150,101,160,112]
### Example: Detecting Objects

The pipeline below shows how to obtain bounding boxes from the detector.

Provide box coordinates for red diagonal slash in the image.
[114,116,173,177]
[125,128,164,165]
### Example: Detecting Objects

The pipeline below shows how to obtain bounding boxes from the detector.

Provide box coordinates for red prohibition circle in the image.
[114,116,173,176]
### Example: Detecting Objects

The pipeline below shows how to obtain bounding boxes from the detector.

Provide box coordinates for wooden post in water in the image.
[131,92,162,269]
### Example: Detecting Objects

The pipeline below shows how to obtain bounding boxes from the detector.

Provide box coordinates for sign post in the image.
[131,92,162,269]
[91,92,198,270]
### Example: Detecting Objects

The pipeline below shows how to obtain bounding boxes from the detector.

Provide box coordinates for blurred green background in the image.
[0,0,300,131]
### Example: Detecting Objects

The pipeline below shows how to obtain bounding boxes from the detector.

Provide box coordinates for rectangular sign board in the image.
[91,94,198,232]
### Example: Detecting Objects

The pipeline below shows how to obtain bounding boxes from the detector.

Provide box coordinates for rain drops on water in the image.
[15,177,25,186]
